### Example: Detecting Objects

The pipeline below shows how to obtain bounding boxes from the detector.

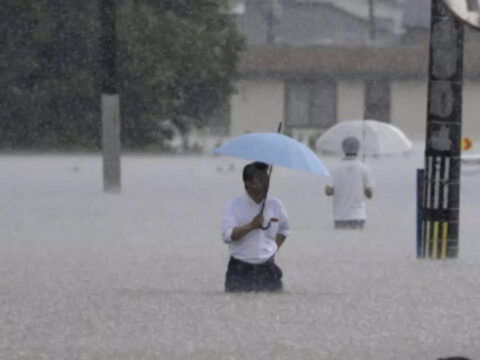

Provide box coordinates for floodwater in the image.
[1,144,480,359]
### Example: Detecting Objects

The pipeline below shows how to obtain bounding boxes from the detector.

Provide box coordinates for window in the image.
[364,79,390,122]
[285,79,336,128]
[286,82,311,127]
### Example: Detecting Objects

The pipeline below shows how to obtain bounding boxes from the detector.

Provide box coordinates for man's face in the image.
[245,172,268,204]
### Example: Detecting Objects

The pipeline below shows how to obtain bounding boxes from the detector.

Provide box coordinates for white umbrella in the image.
[316,119,412,156]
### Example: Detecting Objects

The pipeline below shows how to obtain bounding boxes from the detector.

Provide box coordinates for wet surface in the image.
[1,147,479,359]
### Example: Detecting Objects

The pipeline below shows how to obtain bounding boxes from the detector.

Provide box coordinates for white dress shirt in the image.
[222,193,290,264]
[327,157,374,221]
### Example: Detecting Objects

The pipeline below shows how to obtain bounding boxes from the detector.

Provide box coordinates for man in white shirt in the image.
[222,162,290,292]
[325,136,374,229]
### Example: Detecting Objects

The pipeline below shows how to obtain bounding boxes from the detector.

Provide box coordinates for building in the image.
[231,43,480,143]
[196,0,480,152]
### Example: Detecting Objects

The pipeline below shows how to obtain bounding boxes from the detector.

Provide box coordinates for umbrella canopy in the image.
[214,132,329,176]
[316,119,412,156]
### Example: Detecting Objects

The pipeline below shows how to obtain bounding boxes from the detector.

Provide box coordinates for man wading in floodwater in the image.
[325,136,374,230]
[221,162,290,292]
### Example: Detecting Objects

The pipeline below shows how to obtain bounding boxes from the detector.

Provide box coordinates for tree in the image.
[117,0,245,148]
[0,0,100,149]
[0,0,245,150]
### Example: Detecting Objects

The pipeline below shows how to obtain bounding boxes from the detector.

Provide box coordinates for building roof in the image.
[239,44,480,78]
[297,0,400,23]
[291,0,431,30]
[236,0,400,46]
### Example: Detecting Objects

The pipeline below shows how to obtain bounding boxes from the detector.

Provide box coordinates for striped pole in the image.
[421,1,464,259]
[416,169,424,258]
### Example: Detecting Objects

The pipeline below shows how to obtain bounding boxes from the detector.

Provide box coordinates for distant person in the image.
[222,162,290,292]
[325,136,374,230]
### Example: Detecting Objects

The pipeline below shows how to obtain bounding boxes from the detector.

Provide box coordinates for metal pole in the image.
[100,0,121,193]
[368,0,376,41]
[265,0,275,44]
[417,168,425,258]
[421,0,464,259]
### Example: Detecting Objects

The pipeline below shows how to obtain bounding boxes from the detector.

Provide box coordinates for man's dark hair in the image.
[242,162,269,182]
[342,136,360,156]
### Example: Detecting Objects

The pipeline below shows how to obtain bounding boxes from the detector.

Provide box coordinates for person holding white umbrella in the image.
[316,119,412,157]
[325,136,374,230]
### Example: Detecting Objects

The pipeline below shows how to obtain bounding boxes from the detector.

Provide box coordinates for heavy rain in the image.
[1,1,480,359]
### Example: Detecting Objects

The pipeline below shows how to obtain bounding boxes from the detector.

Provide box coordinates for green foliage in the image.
[0,0,245,150]
[0,0,101,150]
[117,0,244,148]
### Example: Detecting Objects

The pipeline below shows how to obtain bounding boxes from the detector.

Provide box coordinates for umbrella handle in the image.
[261,222,271,230]
[259,202,271,230]
[260,121,282,231]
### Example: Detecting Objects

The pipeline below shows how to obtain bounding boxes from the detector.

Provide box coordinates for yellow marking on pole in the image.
[421,220,426,258]
[441,222,448,259]
[425,220,431,258]
[432,221,439,259]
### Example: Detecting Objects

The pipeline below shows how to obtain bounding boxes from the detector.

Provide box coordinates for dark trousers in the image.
[334,219,365,229]
[225,256,283,292]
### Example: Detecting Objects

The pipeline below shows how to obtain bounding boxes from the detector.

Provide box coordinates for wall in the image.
[462,80,480,144]
[225,77,480,153]
[230,78,285,136]
[391,80,428,140]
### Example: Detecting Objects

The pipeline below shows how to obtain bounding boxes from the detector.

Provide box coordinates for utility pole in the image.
[100,0,121,193]
[264,0,281,44]
[368,0,376,41]
[421,0,464,258]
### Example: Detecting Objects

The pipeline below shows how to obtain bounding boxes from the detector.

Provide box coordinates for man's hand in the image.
[325,185,334,196]
[276,234,286,249]
[250,212,264,229]
[365,187,373,199]
[231,212,264,241]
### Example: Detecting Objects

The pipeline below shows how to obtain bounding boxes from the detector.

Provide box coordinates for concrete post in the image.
[102,94,121,192]
[100,0,121,193]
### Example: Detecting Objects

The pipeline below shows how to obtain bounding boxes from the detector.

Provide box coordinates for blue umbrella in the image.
[214,130,329,230]
[214,132,329,176]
